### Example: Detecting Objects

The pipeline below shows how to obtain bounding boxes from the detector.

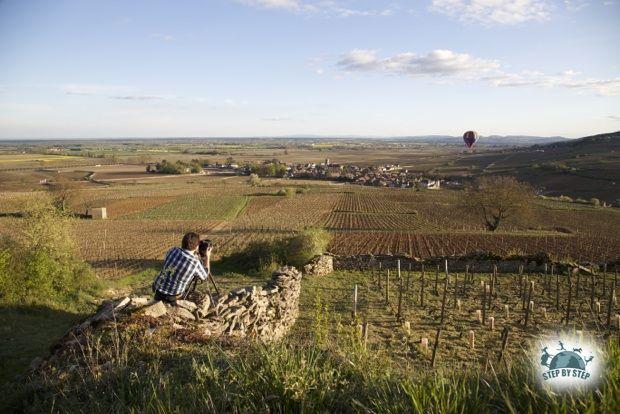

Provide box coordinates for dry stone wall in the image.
[303,254,333,276]
[74,266,303,342]
[333,252,609,273]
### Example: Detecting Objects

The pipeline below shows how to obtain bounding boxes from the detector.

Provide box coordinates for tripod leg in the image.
[209,273,220,295]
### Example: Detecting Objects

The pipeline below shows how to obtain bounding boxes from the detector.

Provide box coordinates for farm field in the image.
[1,172,619,279]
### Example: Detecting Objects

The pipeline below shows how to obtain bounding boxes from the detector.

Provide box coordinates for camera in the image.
[198,239,214,257]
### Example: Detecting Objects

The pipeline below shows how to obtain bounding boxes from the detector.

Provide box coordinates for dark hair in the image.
[181,232,200,251]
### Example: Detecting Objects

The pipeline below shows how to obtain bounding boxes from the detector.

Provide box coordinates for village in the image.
[285,158,443,189]
[204,159,447,190]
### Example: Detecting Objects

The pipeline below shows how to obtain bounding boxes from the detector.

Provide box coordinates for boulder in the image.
[141,301,168,318]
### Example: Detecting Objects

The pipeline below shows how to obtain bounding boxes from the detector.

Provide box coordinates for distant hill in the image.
[454,131,620,203]
[391,135,569,146]
[532,131,620,150]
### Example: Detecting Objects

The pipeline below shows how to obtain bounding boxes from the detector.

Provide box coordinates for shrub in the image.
[248,173,261,187]
[283,227,331,268]
[221,228,331,272]
[0,195,97,306]
[277,188,296,197]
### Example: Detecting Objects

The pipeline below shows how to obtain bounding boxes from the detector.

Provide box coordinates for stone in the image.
[68,266,304,346]
[114,297,131,311]
[303,255,333,276]
[197,295,212,317]
[141,301,168,318]
[129,296,151,308]
[176,300,198,312]
[169,306,196,321]
[91,301,115,322]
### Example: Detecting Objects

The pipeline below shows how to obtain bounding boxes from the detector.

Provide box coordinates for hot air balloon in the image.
[463,131,478,149]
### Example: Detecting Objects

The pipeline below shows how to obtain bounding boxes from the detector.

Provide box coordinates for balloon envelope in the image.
[463,131,478,148]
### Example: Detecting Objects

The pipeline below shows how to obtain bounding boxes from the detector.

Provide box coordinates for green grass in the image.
[0,305,91,385]
[3,260,619,412]
[4,307,619,413]
[0,267,157,388]
[127,195,249,220]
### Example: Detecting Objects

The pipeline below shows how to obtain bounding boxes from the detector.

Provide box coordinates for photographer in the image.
[152,232,213,305]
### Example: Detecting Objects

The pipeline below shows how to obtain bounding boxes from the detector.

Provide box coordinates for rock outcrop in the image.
[74,266,303,342]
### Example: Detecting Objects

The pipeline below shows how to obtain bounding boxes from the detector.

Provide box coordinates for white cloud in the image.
[337,49,500,78]
[607,115,620,121]
[239,0,301,11]
[110,95,164,101]
[486,71,620,96]
[235,0,392,17]
[564,0,589,11]
[336,49,620,96]
[61,84,176,101]
[430,0,551,25]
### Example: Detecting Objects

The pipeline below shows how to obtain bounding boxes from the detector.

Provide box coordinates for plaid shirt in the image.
[152,247,208,296]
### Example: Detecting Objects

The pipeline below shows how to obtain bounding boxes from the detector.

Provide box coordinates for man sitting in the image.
[152,232,211,305]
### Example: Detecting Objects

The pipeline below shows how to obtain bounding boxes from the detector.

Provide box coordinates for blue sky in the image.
[0,0,619,139]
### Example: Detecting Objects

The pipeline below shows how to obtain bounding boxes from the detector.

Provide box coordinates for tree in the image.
[0,195,94,304]
[248,174,261,187]
[47,176,80,213]
[463,176,533,231]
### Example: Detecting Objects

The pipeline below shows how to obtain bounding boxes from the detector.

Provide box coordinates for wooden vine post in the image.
[386,269,390,304]
[497,326,510,364]
[420,263,425,307]
[431,259,450,368]
[352,284,358,319]
[524,281,534,327]
[555,266,560,311]
[397,273,403,320]
[607,279,616,328]
[565,269,573,325]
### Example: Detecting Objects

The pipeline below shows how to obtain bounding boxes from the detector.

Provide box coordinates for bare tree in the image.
[47,176,79,213]
[463,176,533,231]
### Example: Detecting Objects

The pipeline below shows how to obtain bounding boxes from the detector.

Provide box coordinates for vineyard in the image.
[293,260,620,369]
[0,177,618,279]
[328,231,619,261]
[125,194,249,220]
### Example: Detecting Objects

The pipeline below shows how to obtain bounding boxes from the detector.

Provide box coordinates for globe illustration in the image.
[548,351,586,370]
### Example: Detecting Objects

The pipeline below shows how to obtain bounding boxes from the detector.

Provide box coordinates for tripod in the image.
[182,271,220,300]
